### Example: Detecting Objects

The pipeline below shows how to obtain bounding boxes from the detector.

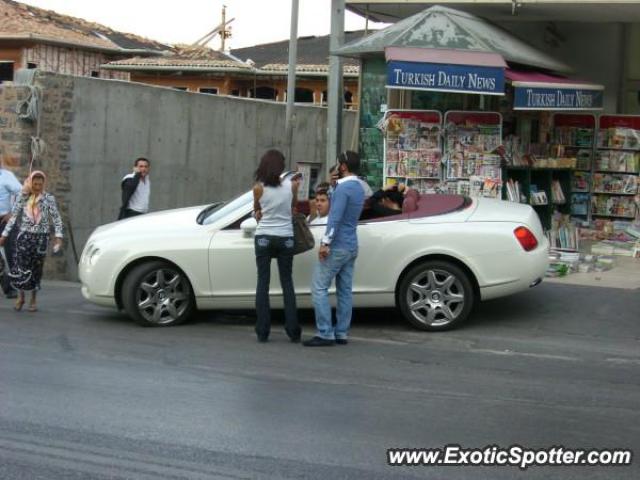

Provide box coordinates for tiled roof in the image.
[105,32,369,75]
[232,31,366,71]
[0,0,167,53]
[259,63,360,75]
[105,45,252,71]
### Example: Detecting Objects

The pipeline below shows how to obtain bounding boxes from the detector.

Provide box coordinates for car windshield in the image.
[199,191,253,225]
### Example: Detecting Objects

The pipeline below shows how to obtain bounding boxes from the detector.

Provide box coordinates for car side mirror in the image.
[240,217,257,237]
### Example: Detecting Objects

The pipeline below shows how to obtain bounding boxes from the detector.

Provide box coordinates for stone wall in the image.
[0,84,31,175]
[1,75,75,279]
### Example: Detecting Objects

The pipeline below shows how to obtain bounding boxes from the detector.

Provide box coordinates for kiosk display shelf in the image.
[443,111,502,198]
[592,115,640,220]
[383,110,443,193]
[551,113,596,223]
[503,166,572,231]
[571,171,591,193]
[551,113,596,171]
[501,114,584,229]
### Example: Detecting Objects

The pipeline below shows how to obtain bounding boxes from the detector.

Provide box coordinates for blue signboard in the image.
[387,60,505,96]
[513,86,603,110]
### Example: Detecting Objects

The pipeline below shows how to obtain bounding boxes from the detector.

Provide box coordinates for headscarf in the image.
[22,170,46,225]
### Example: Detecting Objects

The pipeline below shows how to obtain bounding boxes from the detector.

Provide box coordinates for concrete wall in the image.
[1,73,357,280]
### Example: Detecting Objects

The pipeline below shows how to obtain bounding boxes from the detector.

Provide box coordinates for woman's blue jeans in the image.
[254,235,300,339]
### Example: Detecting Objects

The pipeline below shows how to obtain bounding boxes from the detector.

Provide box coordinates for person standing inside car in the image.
[252,149,301,343]
[118,157,151,220]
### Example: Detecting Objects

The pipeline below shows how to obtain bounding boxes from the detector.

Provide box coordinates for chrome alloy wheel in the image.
[405,268,465,328]
[136,268,190,325]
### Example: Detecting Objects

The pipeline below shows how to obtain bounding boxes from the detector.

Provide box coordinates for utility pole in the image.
[365,4,369,35]
[221,5,227,51]
[285,0,299,168]
[326,0,345,170]
[193,16,234,48]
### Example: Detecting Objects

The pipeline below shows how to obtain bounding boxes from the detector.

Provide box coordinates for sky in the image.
[19,0,387,49]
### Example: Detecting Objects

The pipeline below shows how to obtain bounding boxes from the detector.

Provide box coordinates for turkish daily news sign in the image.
[513,86,604,110]
[387,60,505,95]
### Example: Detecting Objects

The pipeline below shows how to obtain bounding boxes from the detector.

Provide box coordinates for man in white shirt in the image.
[118,157,151,220]
[307,186,330,226]
[0,159,22,298]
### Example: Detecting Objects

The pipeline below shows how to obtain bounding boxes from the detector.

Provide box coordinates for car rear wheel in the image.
[122,261,195,327]
[398,260,474,331]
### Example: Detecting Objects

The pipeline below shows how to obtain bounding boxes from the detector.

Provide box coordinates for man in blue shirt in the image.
[304,151,365,347]
[0,160,22,298]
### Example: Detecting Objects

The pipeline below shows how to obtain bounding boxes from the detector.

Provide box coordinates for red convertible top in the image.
[363,194,471,223]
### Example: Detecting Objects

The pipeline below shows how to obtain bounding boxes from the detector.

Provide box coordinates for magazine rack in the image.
[592,115,640,220]
[382,109,443,194]
[443,111,503,198]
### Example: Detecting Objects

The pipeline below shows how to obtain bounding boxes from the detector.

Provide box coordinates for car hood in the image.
[90,206,206,241]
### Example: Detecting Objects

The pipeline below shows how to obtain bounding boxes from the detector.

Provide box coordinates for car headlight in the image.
[82,243,102,266]
[88,247,102,266]
[81,243,93,264]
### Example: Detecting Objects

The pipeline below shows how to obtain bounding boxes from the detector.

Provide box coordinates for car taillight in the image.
[514,226,538,251]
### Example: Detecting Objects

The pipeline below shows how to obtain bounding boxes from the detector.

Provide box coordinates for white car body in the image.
[79,191,548,330]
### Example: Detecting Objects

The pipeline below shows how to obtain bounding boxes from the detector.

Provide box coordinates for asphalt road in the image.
[0,281,638,479]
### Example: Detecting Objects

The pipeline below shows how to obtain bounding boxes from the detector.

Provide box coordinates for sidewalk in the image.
[545,256,640,290]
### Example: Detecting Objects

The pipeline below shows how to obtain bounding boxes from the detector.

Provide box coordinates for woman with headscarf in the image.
[0,171,63,312]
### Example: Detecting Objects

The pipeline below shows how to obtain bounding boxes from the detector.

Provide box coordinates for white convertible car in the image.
[79,190,548,331]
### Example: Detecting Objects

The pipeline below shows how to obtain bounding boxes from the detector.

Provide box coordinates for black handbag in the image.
[292,212,315,255]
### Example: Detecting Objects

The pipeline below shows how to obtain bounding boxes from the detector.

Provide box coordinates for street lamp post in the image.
[285,0,299,168]
[326,0,345,171]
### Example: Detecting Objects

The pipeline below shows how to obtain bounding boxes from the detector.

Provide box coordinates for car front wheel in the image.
[398,260,474,331]
[121,261,195,327]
